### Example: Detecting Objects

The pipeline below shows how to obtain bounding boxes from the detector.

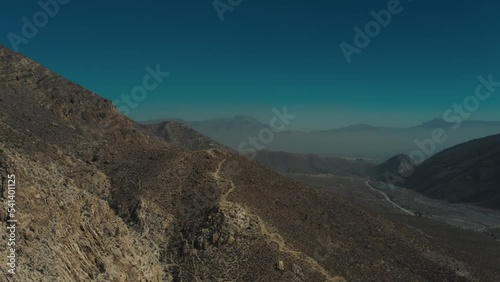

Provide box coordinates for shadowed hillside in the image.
[375,154,416,182]
[405,134,500,210]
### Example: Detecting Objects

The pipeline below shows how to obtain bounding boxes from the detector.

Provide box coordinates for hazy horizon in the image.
[2,0,499,130]
[138,115,500,131]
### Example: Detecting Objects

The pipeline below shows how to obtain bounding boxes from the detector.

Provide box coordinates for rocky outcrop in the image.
[140,121,227,151]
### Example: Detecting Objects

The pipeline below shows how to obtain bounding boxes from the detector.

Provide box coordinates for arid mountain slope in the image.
[405,134,500,210]
[140,120,227,151]
[374,154,415,182]
[0,46,498,281]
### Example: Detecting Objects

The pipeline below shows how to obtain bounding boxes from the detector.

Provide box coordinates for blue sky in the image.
[1,0,499,130]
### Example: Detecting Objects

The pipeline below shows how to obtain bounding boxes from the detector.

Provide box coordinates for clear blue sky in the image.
[1,0,499,129]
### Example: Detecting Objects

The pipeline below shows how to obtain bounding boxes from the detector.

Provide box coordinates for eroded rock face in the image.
[0,147,165,282]
[1,45,498,281]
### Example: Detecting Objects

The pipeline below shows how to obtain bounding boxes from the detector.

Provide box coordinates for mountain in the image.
[1,46,498,281]
[140,121,374,177]
[405,134,500,210]
[161,117,500,160]
[324,124,397,133]
[414,118,500,129]
[413,118,455,129]
[139,121,227,151]
[375,154,416,182]
[188,115,266,132]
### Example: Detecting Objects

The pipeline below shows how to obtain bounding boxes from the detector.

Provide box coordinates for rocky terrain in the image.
[1,45,499,281]
[140,121,227,151]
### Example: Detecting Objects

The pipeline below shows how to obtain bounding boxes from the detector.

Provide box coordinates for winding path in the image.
[208,151,345,282]
[365,180,414,216]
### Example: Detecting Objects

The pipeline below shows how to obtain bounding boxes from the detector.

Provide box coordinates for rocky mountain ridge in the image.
[0,46,498,281]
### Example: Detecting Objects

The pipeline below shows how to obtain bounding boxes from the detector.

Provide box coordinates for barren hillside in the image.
[406,134,500,210]
[0,46,497,281]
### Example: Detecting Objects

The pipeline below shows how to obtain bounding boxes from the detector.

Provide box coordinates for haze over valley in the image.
[144,116,500,161]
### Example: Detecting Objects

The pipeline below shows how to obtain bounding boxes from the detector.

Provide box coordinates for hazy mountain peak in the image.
[417,118,453,128]
[203,115,263,124]
[337,123,377,131]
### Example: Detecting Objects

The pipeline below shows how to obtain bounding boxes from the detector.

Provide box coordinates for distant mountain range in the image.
[142,116,500,160]
[144,116,500,211]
